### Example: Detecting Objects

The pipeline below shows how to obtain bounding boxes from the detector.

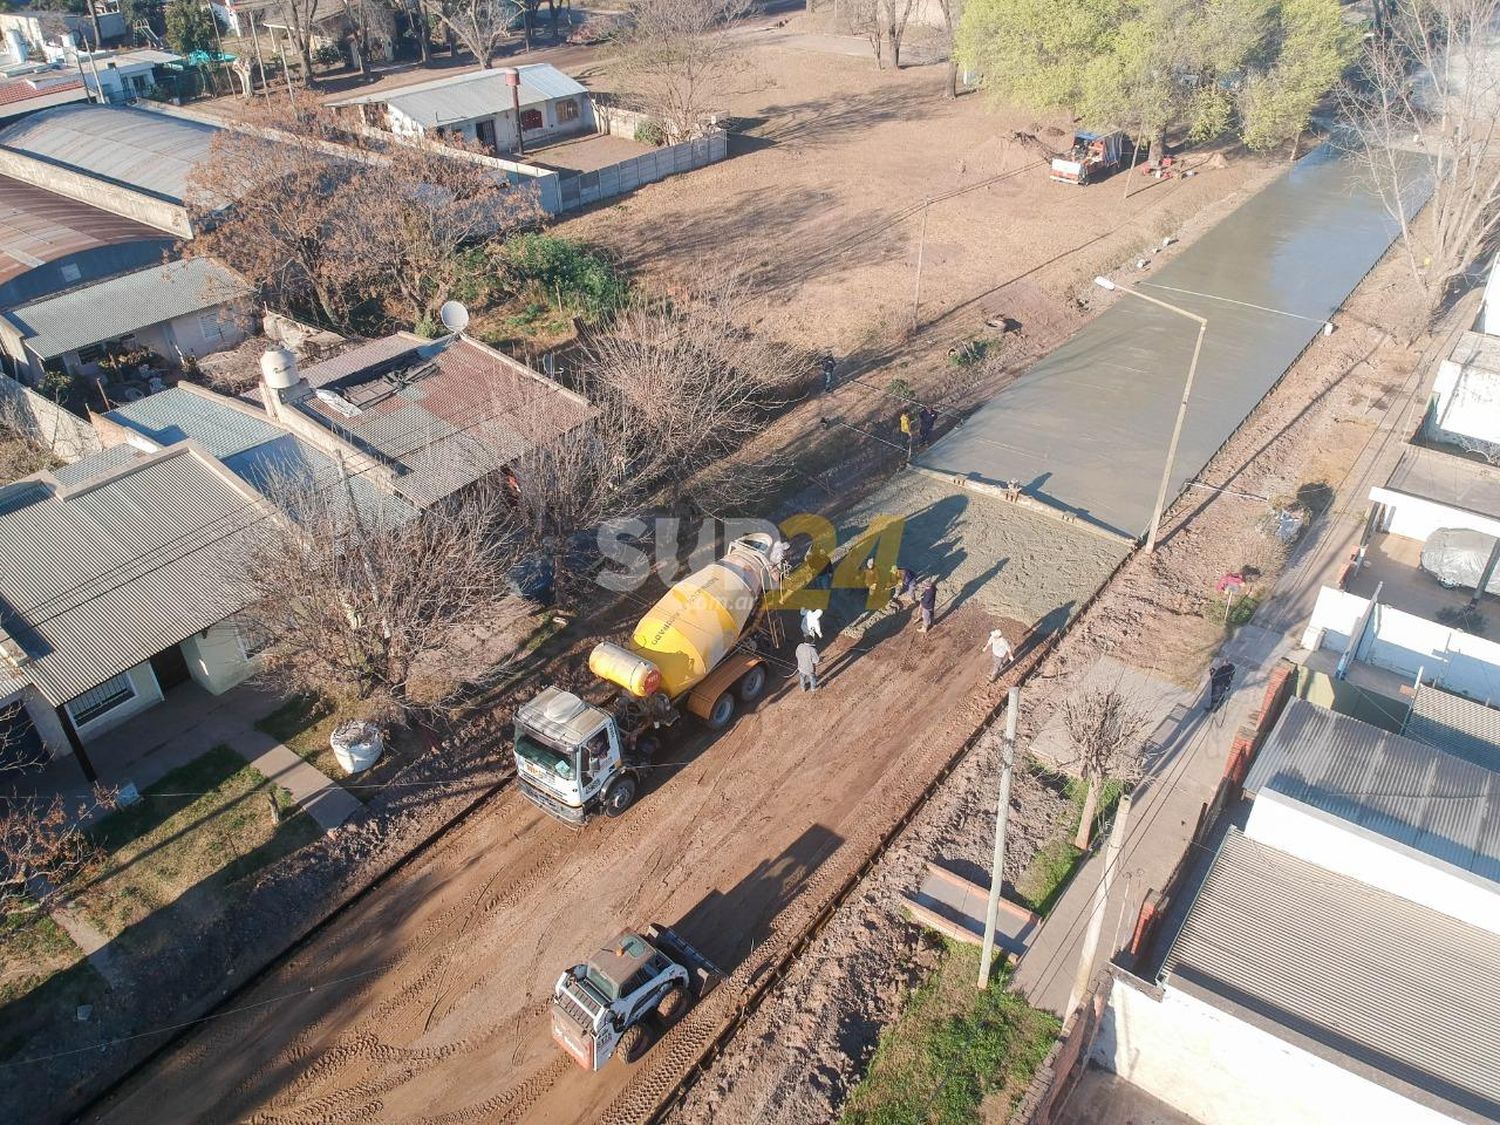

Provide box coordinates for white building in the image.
[1087,696,1500,1125]
[48,46,182,103]
[328,62,595,155]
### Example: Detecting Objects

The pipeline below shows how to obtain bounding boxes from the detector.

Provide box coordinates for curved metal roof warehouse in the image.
[0,103,220,204]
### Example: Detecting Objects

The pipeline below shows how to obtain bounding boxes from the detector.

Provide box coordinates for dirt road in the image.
[89,590,1007,1124]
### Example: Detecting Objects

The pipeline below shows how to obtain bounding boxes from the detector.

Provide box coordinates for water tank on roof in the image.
[260,347,298,390]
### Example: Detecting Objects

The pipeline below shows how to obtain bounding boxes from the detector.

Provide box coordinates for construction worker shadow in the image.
[940,556,1010,622]
[670,824,844,975]
[1014,601,1076,663]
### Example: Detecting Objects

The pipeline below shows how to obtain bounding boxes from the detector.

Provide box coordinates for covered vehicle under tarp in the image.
[1419,527,1500,594]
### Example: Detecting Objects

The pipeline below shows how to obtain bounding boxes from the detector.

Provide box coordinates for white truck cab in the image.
[513,687,632,825]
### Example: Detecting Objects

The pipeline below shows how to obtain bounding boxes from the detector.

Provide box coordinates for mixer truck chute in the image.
[513,533,781,825]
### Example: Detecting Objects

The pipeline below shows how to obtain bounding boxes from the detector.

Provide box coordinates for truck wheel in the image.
[706,691,736,729]
[618,1023,650,1063]
[656,984,689,1023]
[603,775,638,817]
[736,665,767,703]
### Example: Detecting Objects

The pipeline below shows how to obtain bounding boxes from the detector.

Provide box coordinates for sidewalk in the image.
[1010,622,1285,1015]
[26,682,360,834]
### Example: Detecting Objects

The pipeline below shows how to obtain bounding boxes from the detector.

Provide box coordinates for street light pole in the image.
[1094,277,1207,553]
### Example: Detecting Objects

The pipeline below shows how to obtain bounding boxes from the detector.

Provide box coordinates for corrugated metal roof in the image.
[299,335,591,507]
[1161,829,1500,1123]
[3,258,250,359]
[0,104,219,203]
[0,446,263,704]
[1246,698,1500,882]
[1381,444,1500,521]
[1405,683,1500,769]
[0,175,171,303]
[106,385,281,459]
[50,444,141,487]
[329,63,587,127]
[105,387,417,525]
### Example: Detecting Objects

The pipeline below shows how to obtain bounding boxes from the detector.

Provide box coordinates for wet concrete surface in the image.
[918,145,1430,540]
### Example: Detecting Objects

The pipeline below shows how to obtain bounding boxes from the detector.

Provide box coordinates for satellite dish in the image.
[438,300,470,334]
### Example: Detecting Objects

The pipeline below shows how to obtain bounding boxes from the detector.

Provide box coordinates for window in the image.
[68,672,135,726]
[59,263,81,283]
[235,616,271,660]
[557,98,579,123]
[198,310,225,343]
[75,342,106,366]
[520,108,544,132]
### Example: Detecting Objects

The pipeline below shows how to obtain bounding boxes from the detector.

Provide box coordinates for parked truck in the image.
[1050,128,1126,185]
[550,924,722,1070]
[512,532,780,825]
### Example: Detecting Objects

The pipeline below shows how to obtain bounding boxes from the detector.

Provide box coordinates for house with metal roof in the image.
[0,440,278,755]
[328,63,595,156]
[1072,693,1500,1125]
[1095,828,1500,1125]
[0,257,253,383]
[1243,696,1500,932]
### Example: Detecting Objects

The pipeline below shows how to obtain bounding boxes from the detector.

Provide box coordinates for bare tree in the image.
[240,476,522,716]
[880,0,916,69]
[1062,684,1148,850]
[413,0,511,67]
[1340,0,1500,323]
[934,0,963,97]
[186,103,539,333]
[846,0,884,69]
[580,273,800,514]
[271,0,327,87]
[618,0,749,140]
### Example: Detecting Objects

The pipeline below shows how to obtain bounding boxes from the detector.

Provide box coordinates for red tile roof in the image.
[0,75,84,107]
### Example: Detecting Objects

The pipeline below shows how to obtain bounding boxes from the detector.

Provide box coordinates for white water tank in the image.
[260,346,298,390]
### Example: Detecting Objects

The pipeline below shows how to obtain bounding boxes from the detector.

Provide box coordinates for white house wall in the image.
[1245,791,1500,934]
[1303,584,1500,702]
[69,660,161,742]
[1369,485,1500,542]
[1094,975,1461,1125]
[179,618,257,695]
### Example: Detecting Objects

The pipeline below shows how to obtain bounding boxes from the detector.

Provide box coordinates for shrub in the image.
[634,118,667,147]
[503,234,630,323]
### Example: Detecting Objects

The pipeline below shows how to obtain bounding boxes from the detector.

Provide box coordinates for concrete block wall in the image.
[1370,485,1500,543]
[180,618,258,695]
[0,372,101,462]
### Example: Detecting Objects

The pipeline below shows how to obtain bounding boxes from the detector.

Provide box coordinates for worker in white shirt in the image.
[984,628,1014,681]
[800,606,823,640]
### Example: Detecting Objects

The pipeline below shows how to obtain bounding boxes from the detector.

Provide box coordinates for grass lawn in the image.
[255,696,421,801]
[0,907,103,1059]
[841,942,1060,1124]
[78,744,320,947]
[1014,766,1126,917]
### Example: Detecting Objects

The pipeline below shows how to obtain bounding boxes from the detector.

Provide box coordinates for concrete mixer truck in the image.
[513,532,782,825]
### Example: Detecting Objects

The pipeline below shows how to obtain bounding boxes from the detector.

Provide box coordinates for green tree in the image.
[165,0,215,54]
[956,0,1124,113]
[959,0,1353,162]
[1239,0,1356,156]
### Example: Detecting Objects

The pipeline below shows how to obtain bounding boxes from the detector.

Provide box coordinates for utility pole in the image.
[978,686,1020,988]
[249,9,269,98]
[1065,793,1132,1015]
[1092,277,1207,552]
[911,202,929,334]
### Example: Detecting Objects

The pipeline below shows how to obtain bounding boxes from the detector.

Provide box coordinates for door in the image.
[476,118,498,153]
[149,644,191,692]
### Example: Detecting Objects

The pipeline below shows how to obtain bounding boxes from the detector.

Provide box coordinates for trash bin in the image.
[330,720,384,775]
